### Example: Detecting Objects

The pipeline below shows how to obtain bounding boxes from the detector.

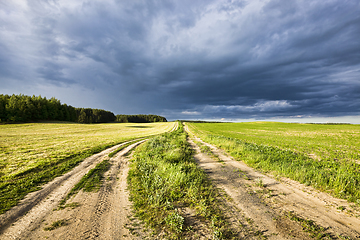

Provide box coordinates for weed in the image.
[165,211,184,233]
[255,178,265,188]
[337,206,346,211]
[246,217,254,225]
[287,211,331,239]
[43,219,68,231]
[55,202,81,211]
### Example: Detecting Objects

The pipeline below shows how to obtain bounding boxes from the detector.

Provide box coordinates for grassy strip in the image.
[108,139,144,158]
[188,132,360,205]
[127,122,234,239]
[58,160,111,207]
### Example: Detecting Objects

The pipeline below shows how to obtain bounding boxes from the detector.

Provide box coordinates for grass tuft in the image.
[44,219,69,231]
[287,211,332,239]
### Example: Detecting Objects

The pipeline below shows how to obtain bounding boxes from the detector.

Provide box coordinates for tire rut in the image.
[79,140,146,240]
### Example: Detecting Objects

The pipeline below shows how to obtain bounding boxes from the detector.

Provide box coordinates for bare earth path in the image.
[185,126,360,239]
[0,140,148,240]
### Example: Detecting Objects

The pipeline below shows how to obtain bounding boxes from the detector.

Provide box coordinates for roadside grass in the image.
[187,122,360,205]
[0,122,174,214]
[127,122,235,239]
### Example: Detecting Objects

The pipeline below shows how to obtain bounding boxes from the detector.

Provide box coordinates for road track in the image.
[0,139,146,240]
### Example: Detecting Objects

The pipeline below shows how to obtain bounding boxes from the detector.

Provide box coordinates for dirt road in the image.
[186,126,360,239]
[0,140,147,240]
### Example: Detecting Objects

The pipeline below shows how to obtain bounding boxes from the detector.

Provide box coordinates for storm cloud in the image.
[1,0,359,121]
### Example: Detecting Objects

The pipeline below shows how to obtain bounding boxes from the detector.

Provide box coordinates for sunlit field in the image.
[187,122,360,203]
[188,122,360,163]
[0,121,174,213]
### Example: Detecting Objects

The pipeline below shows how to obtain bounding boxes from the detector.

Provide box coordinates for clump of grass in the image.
[337,206,345,211]
[200,145,212,155]
[255,178,265,188]
[287,211,331,239]
[54,202,81,211]
[165,211,184,233]
[128,122,234,239]
[44,219,69,231]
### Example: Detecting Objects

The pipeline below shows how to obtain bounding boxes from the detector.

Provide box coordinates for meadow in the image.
[0,121,174,213]
[187,122,360,204]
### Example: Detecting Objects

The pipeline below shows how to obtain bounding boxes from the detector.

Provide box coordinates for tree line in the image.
[0,94,115,123]
[116,114,167,123]
[0,94,167,124]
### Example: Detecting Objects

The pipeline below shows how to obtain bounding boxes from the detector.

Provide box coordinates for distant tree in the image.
[0,94,117,124]
[0,94,9,122]
[77,109,87,123]
[115,114,167,123]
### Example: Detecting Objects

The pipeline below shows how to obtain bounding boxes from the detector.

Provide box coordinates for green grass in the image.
[287,211,332,239]
[44,219,69,231]
[0,122,174,214]
[187,122,360,204]
[188,122,360,163]
[127,122,234,239]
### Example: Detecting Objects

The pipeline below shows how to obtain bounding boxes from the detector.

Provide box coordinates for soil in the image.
[185,125,360,239]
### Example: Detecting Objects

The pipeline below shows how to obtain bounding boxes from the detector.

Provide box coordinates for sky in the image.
[1,0,360,122]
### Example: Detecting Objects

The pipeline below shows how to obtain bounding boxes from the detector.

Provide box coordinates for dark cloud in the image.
[0,0,359,122]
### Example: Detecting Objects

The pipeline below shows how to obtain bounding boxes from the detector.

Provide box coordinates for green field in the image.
[187,122,360,203]
[0,121,174,213]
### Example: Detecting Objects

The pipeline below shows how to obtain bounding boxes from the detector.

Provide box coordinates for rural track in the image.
[0,139,147,240]
[185,125,360,239]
